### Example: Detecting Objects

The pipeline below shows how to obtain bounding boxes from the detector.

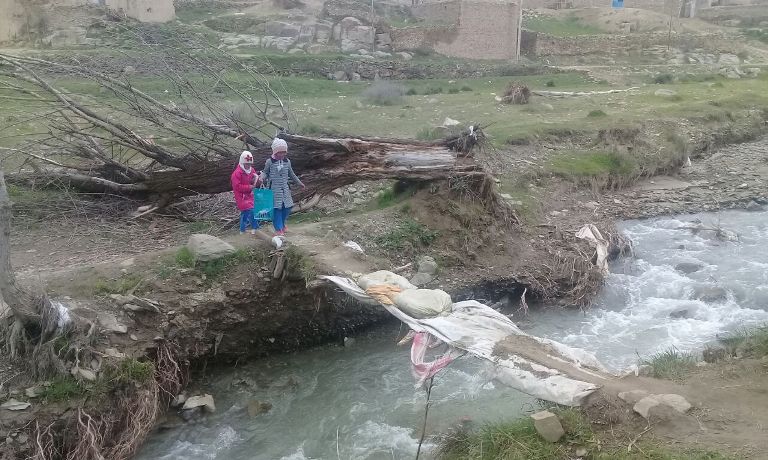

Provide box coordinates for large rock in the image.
[409,272,435,286]
[675,262,702,274]
[634,394,691,419]
[187,234,236,262]
[247,400,273,416]
[692,286,728,303]
[339,17,374,52]
[530,410,565,442]
[654,89,678,97]
[618,389,650,405]
[315,22,333,44]
[297,24,316,44]
[183,394,216,413]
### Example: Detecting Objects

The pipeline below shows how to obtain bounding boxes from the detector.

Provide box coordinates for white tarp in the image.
[323,275,611,406]
[576,224,610,275]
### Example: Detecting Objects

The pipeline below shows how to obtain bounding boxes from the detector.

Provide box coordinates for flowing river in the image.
[137,209,768,460]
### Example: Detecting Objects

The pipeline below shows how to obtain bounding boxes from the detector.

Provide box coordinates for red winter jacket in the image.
[231,166,260,211]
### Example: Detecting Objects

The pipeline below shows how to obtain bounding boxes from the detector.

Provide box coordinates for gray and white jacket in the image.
[260,157,304,208]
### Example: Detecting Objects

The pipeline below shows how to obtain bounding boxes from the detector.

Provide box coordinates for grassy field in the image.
[2,67,768,170]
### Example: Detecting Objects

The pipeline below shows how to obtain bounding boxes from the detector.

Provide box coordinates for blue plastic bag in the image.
[253,188,274,221]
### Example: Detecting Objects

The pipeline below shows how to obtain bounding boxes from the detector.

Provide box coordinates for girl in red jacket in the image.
[231,151,261,234]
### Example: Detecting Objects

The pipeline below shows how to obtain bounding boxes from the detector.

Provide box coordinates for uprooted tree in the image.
[0,42,506,215]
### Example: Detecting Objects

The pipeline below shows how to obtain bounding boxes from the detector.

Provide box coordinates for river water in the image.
[137,209,768,460]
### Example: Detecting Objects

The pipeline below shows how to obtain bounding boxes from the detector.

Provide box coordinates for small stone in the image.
[416,256,438,275]
[530,410,565,442]
[247,400,272,417]
[654,89,678,97]
[104,348,126,359]
[618,390,650,405]
[130,334,138,341]
[1,399,31,411]
[75,368,97,382]
[343,337,355,347]
[575,447,588,457]
[183,394,216,413]
[25,387,43,398]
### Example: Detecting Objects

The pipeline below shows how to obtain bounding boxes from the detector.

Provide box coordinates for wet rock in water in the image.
[247,400,273,417]
[746,200,764,212]
[170,393,187,408]
[531,410,564,442]
[343,336,356,347]
[692,286,728,303]
[183,394,216,413]
[187,234,236,262]
[669,308,693,319]
[674,262,703,274]
[179,406,203,423]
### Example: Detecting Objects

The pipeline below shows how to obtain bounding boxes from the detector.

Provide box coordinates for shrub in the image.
[640,347,696,380]
[587,109,607,118]
[374,219,438,250]
[423,86,443,95]
[406,88,418,96]
[361,80,407,106]
[448,87,460,94]
[545,80,556,87]
[460,85,472,92]
[499,82,531,105]
[653,73,674,84]
[415,126,445,141]
[175,247,196,268]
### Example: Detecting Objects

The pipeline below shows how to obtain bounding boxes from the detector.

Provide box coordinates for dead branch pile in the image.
[499,82,531,105]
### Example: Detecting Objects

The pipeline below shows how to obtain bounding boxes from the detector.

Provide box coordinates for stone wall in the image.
[523,0,683,10]
[393,0,522,60]
[531,30,741,56]
[0,0,27,42]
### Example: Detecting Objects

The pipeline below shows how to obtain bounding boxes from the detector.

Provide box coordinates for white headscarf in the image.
[271,138,288,155]
[239,150,254,173]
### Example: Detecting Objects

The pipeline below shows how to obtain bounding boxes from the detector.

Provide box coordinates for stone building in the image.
[392,0,523,60]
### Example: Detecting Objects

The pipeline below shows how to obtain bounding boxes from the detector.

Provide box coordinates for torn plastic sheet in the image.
[322,275,610,406]
[576,224,610,275]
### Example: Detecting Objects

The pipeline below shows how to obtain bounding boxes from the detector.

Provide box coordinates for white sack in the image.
[358,270,416,291]
[393,288,452,319]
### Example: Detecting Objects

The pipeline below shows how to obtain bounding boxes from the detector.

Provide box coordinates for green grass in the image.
[640,347,697,380]
[549,151,636,180]
[93,273,144,296]
[105,358,154,385]
[198,248,252,280]
[587,109,607,118]
[437,408,732,460]
[718,325,768,359]
[38,376,87,403]
[284,245,317,285]
[175,247,196,268]
[374,218,439,251]
[523,15,606,37]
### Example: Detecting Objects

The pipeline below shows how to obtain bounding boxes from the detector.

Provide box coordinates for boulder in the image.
[187,234,236,262]
[339,17,374,52]
[97,312,128,334]
[634,394,691,419]
[74,367,97,382]
[308,43,336,54]
[315,24,332,44]
[373,50,391,58]
[530,410,565,442]
[376,33,392,46]
[331,70,348,81]
[396,52,413,60]
[170,393,187,408]
[183,394,216,413]
[692,286,728,303]
[674,262,703,274]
